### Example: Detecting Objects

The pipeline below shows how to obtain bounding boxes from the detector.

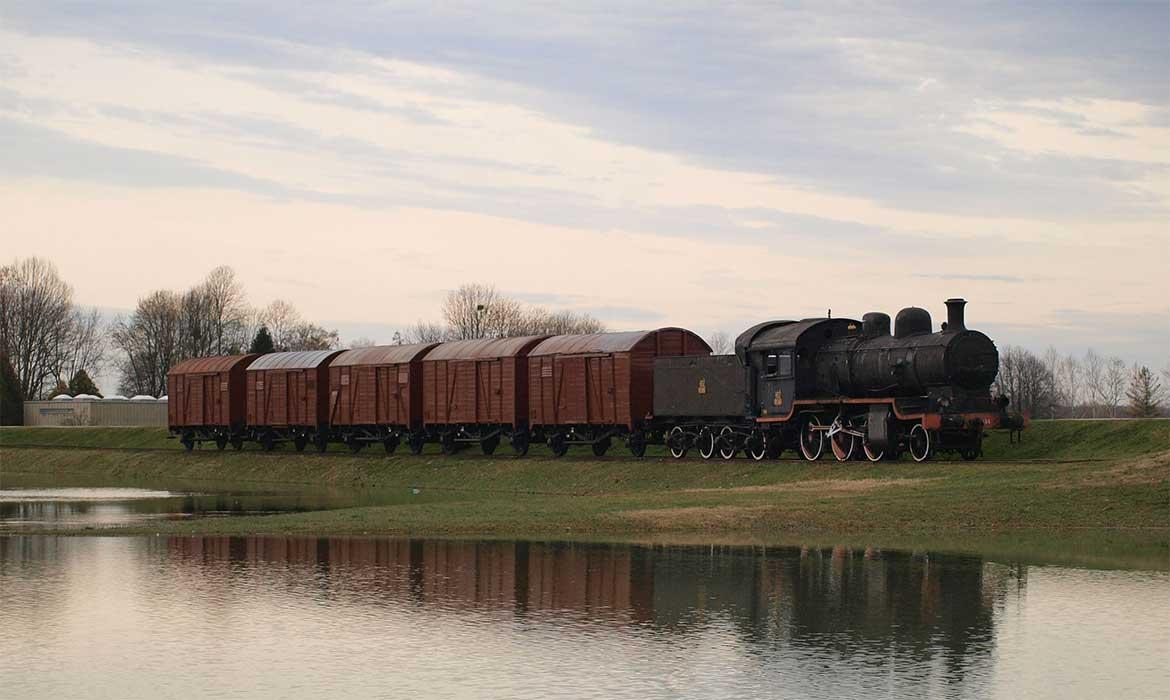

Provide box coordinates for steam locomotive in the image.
[655,298,1019,462]
[168,298,1021,461]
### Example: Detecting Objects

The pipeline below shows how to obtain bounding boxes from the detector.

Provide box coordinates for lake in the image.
[0,486,1166,699]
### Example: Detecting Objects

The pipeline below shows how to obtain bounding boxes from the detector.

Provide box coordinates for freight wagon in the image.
[168,354,258,450]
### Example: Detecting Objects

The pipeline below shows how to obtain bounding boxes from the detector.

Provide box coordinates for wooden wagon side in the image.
[327,343,438,453]
[528,329,710,456]
[246,350,343,451]
[167,354,259,450]
[420,336,549,455]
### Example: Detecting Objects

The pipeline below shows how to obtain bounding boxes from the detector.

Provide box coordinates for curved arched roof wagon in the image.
[167,354,259,448]
[246,350,343,446]
[327,343,439,443]
[421,335,549,452]
[528,328,711,435]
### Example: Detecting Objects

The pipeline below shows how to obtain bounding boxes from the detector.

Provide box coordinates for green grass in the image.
[2,421,1166,541]
[4,418,1167,459]
[981,418,1169,460]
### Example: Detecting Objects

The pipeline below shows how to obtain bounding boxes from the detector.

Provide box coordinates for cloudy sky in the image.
[2,1,1167,367]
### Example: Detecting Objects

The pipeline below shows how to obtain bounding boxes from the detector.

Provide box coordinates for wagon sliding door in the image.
[585,356,616,424]
[557,357,587,424]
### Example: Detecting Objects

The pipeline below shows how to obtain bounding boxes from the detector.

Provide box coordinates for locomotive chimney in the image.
[945,298,967,332]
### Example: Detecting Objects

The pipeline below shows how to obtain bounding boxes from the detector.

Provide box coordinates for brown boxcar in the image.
[528,328,711,456]
[421,335,549,455]
[246,349,343,451]
[327,343,438,454]
[167,354,259,450]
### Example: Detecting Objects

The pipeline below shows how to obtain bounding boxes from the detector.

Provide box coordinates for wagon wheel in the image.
[697,427,717,460]
[215,436,228,451]
[481,434,500,456]
[294,435,308,453]
[230,436,244,451]
[627,431,647,458]
[181,436,195,452]
[511,431,530,457]
[592,437,612,457]
[799,416,824,461]
[314,434,329,453]
[830,430,856,462]
[260,433,276,452]
[718,426,738,460]
[909,424,932,462]
[409,433,426,455]
[746,430,768,461]
[548,432,568,457]
[862,442,884,462]
[440,433,458,455]
[961,448,979,461]
[383,435,399,455]
[667,427,688,459]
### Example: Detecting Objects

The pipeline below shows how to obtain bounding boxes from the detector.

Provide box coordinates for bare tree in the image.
[259,300,302,351]
[1083,349,1105,418]
[1058,354,1082,418]
[348,337,376,349]
[407,321,450,344]
[0,257,80,399]
[707,331,733,355]
[1102,356,1128,417]
[201,266,248,354]
[522,308,605,336]
[111,290,184,396]
[283,323,339,351]
[442,283,504,340]
[55,306,107,391]
[993,345,1055,417]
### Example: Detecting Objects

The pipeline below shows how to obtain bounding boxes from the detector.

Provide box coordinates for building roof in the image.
[423,336,549,361]
[169,354,259,375]
[247,350,342,371]
[331,343,438,367]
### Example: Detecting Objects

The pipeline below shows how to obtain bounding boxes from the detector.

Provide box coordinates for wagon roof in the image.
[529,328,708,356]
[168,354,259,375]
[332,343,438,367]
[423,335,550,361]
[246,350,342,371]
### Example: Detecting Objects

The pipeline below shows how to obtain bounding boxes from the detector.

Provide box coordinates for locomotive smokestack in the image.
[945,298,967,331]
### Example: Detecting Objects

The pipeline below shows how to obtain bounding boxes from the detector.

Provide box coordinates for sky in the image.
[2,1,1168,370]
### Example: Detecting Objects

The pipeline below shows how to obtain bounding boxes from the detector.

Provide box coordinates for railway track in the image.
[0,442,1110,464]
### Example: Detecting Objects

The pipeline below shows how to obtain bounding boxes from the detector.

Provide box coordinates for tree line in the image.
[993,345,1168,418]
[0,262,605,415]
[2,256,1165,422]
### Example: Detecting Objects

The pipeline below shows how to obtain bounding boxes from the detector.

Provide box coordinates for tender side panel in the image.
[653,355,744,418]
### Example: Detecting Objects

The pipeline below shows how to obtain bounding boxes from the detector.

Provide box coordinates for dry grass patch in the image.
[1067,450,1170,488]
[683,477,940,495]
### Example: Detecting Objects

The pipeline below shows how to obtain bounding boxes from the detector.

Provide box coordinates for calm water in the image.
[0,480,440,531]
[0,534,1166,700]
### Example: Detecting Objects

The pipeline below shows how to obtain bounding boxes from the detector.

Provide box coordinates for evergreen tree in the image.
[0,353,22,425]
[1126,365,1166,417]
[250,326,275,354]
[50,378,69,397]
[68,369,102,397]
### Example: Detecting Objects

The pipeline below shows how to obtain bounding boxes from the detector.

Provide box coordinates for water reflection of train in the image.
[162,536,1016,670]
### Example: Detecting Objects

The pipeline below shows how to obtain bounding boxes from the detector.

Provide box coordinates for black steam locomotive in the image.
[653,298,1020,462]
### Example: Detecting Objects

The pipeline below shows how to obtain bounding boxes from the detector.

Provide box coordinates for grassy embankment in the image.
[1,420,1167,544]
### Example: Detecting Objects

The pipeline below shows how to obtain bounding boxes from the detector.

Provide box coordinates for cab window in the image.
[765,352,793,378]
